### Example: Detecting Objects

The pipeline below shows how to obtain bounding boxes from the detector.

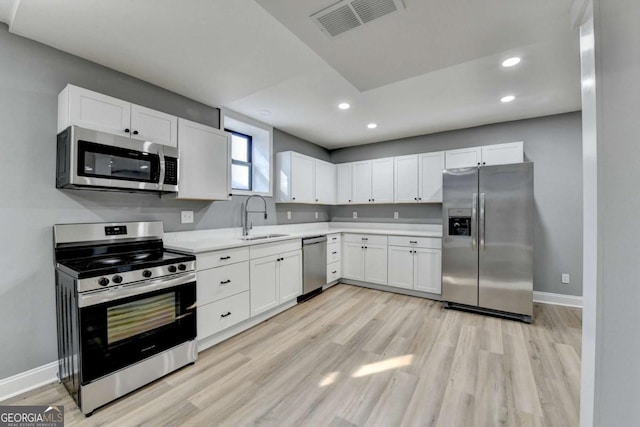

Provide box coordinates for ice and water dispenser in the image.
[447,208,472,236]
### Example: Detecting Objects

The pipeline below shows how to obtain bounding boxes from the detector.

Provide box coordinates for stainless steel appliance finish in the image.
[302,235,327,297]
[54,221,197,415]
[56,126,179,193]
[442,163,534,322]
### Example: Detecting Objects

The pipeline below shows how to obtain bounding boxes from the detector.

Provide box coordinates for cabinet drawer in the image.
[327,262,341,283]
[388,236,441,249]
[326,233,341,245]
[197,261,250,305]
[327,242,341,263]
[250,239,301,260]
[198,291,250,339]
[197,247,250,270]
[343,233,388,245]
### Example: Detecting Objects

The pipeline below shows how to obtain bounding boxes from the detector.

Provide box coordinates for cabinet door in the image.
[278,250,302,303]
[130,104,178,147]
[351,160,372,203]
[414,248,442,294]
[371,158,394,203]
[419,151,445,203]
[387,246,414,289]
[68,85,131,136]
[445,147,482,169]
[249,256,279,316]
[315,160,336,204]
[364,244,388,285]
[336,163,353,204]
[342,242,365,281]
[177,119,231,200]
[291,153,315,203]
[394,155,419,203]
[481,141,523,166]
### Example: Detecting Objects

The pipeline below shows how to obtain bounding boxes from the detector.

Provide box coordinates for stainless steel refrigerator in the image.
[442,162,533,322]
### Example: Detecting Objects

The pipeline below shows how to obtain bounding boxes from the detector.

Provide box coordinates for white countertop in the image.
[165,222,442,254]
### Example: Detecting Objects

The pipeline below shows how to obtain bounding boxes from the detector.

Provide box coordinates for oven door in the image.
[78,274,196,384]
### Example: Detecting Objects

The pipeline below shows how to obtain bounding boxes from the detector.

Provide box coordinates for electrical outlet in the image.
[352,211,358,219]
[394,211,399,219]
[287,211,292,220]
[562,273,570,284]
[315,211,319,219]
[181,211,194,224]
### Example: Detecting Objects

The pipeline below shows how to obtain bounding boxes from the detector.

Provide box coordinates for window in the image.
[227,130,252,191]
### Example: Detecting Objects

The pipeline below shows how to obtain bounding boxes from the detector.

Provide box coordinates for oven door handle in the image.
[78,272,196,308]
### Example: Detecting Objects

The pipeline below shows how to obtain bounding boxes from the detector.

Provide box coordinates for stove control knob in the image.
[98,277,110,287]
[142,270,152,278]
[112,275,123,284]
[168,265,177,273]
[178,264,187,271]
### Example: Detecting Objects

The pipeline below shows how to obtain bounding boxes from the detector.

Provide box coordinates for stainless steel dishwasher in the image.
[299,235,327,301]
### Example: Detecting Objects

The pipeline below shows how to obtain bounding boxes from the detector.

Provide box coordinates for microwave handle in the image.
[158,148,166,191]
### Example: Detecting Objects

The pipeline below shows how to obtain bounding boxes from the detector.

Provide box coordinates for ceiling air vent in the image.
[311,0,406,37]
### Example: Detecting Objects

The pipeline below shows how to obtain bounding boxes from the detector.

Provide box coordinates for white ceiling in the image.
[1,0,581,149]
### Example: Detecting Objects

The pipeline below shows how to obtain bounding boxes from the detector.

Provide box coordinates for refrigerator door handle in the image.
[480,193,486,251]
[471,192,478,250]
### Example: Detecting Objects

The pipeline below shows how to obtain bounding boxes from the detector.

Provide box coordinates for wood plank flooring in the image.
[2,284,582,427]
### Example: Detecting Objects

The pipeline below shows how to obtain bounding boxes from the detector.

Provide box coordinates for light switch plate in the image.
[181,211,194,224]
[394,212,399,219]
[352,212,358,219]
[315,211,319,219]
[287,211,292,220]
[562,273,570,284]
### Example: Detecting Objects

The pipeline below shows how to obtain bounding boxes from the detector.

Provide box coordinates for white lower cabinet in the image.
[342,241,365,281]
[327,262,341,283]
[414,248,442,294]
[387,246,414,289]
[342,235,388,285]
[387,237,442,294]
[198,291,250,339]
[363,244,388,285]
[250,249,302,317]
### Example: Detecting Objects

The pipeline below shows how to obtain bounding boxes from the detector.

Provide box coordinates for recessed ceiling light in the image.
[338,103,351,110]
[501,95,516,103]
[258,109,271,116]
[367,123,378,129]
[502,57,521,67]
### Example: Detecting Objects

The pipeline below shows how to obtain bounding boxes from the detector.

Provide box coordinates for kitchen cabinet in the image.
[342,234,388,285]
[351,158,394,204]
[276,151,336,204]
[419,152,445,203]
[314,159,336,204]
[177,118,231,200]
[394,155,419,203]
[445,142,523,169]
[249,249,302,317]
[198,291,250,340]
[387,236,442,294]
[351,160,372,203]
[336,163,353,204]
[58,84,178,147]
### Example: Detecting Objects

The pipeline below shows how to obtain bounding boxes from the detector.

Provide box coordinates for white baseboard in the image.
[0,361,58,402]
[534,291,583,308]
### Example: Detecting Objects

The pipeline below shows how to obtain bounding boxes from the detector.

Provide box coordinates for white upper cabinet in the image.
[314,159,336,204]
[291,153,315,203]
[130,104,178,147]
[336,163,353,204]
[371,158,394,203]
[58,84,178,147]
[351,160,373,203]
[418,151,445,203]
[481,141,524,166]
[445,146,483,169]
[177,119,231,200]
[394,155,419,203]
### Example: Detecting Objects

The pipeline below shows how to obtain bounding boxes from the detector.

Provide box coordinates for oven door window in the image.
[77,140,160,183]
[79,283,196,383]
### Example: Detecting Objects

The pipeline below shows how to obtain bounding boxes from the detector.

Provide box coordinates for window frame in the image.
[227,129,253,191]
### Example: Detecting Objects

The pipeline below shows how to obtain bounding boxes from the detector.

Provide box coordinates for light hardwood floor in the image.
[2,284,582,427]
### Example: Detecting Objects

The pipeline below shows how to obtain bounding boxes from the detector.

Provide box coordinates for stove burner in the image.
[86,257,125,269]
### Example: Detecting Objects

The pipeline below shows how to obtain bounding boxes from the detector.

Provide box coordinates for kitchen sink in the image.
[240,233,289,241]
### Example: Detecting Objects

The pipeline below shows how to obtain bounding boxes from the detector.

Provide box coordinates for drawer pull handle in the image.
[332,251,337,254]
[332,271,337,274]
[220,256,231,260]
[221,312,232,318]
[220,280,231,284]
[332,237,337,241]
[361,238,368,241]
[410,241,418,244]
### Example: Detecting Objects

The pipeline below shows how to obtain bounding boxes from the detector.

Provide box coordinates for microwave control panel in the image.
[164,157,178,186]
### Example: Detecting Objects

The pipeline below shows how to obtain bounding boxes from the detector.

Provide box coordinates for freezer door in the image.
[442,167,479,306]
[478,163,533,316]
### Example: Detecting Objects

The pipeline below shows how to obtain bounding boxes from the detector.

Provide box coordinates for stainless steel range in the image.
[53,221,197,415]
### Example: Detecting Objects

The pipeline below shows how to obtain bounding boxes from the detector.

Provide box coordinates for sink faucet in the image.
[242,195,268,236]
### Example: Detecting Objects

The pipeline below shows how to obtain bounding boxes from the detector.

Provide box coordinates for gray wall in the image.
[0,26,328,379]
[330,112,583,297]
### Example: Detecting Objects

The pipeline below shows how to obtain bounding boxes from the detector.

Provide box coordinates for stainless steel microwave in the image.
[56,126,178,193]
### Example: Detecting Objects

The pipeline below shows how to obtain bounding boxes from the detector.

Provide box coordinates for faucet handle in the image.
[250,222,253,230]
